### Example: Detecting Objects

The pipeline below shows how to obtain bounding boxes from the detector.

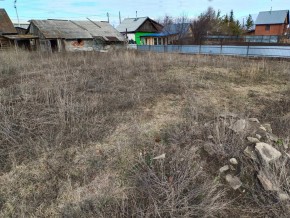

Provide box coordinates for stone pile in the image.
[204,115,289,202]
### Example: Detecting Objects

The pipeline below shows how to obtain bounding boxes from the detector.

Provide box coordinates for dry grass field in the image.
[0,50,289,217]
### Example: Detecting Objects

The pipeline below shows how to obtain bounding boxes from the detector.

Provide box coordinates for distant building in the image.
[140,23,193,45]
[12,20,30,29]
[0,9,18,35]
[28,19,126,52]
[0,9,37,51]
[255,10,289,35]
[116,17,163,45]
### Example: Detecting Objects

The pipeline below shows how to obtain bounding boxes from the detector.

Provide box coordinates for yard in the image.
[0,50,289,217]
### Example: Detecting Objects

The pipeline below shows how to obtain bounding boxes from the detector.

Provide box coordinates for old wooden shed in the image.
[28,19,125,52]
[0,9,38,51]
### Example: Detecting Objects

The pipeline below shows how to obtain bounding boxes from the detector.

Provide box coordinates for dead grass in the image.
[0,50,289,217]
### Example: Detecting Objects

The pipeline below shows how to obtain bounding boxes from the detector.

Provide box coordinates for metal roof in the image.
[161,23,191,35]
[140,23,192,37]
[0,9,17,34]
[255,10,289,25]
[30,20,125,41]
[116,17,149,32]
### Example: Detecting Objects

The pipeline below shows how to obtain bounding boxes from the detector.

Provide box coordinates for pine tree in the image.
[223,14,229,24]
[245,14,254,30]
[229,10,234,23]
[216,10,221,20]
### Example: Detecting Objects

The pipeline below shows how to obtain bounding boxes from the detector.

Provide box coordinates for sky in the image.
[0,0,288,27]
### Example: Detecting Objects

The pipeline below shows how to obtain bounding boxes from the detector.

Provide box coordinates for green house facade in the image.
[116,17,163,45]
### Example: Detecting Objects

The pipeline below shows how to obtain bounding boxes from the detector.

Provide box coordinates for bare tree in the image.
[158,14,193,44]
[158,14,174,26]
[174,14,192,41]
[192,7,217,44]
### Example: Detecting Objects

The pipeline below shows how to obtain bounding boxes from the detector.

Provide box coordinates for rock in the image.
[219,165,230,173]
[230,158,238,165]
[278,192,290,201]
[153,153,166,160]
[244,146,258,161]
[203,142,216,156]
[207,135,214,140]
[225,174,242,190]
[255,142,281,163]
[230,119,246,133]
[264,123,272,133]
[203,142,224,156]
[247,137,260,143]
[266,132,278,142]
[283,139,289,150]
[256,134,262,140]
[249,118,260,123]
[229,165,236,170]
[259,125,267,132]
[257,171,279,191]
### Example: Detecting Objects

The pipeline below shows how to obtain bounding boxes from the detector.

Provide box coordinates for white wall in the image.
[124,33,135,42]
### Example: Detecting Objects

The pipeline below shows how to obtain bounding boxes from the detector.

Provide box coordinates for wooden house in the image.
[116,17,163,45]
[255,10,289,35]
[28,19,125,52]
[0,8,37,51]
[0,8,17,50]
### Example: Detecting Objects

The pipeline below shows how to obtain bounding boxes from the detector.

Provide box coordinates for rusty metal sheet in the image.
[0,9,17,34]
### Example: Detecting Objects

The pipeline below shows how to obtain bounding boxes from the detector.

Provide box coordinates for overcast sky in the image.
[1,0,288,26]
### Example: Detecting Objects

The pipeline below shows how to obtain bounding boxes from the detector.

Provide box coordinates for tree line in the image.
[158,7,254,44]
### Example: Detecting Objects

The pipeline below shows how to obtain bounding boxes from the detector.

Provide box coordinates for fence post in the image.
[246,42,250,57]
[220,39,223,55]
[199,43,201,54]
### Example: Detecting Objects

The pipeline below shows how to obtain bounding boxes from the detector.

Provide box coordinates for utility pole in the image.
[14,0,20,27]
[119,11,121,24]
[107,12,110,23]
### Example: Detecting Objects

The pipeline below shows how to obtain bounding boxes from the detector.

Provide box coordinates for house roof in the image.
[116,17,161,33]
[140,23,192,37]
[72,20,125,41]
[3,34,38,40]
[255,10,289,25]
[31,20,92,39]
[161,23,191,36]
[0,9,17,34]
[30,19,125,41]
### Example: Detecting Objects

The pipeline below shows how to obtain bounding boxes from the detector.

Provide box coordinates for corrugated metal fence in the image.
[137,45,290,58]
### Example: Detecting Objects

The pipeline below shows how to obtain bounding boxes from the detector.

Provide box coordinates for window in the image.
[158,38,162,45]
[265,25,270,31]
[154,38,157,45]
